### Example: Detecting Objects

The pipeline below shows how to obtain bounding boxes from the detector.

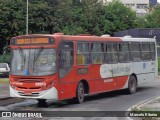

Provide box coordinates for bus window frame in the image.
[76,41,90,65]
[106,42,119,64]
[90,42,105,64]
[150,42,156,61]
[140,42,151,61]
[130,42,142,62]
[118,42,130,63]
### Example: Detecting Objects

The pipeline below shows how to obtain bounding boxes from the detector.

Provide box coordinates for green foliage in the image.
[145,5,160,28]
[0,0,26,54]
[102,0,137,35]
[135,4,160,28]
[0,0,137,50]
[0,54,10,64]
[0,78,9,83]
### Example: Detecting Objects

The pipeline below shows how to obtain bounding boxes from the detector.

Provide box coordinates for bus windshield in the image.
[11,48,56,76]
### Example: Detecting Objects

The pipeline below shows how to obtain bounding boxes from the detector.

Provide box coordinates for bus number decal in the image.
[35,82,46,87]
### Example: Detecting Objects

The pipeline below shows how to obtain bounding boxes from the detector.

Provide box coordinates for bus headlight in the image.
[11,85,16,89]
[41,86,45,91]
[51,81,55,86]
[46,85,51,89]
[46,81,55,89]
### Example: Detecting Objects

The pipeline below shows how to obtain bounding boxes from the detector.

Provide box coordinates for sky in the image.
[158,0,160,3]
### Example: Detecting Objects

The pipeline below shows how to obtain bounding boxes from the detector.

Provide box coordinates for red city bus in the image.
[9,34,157,103]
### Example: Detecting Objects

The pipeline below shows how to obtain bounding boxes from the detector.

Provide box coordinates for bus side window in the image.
[150,42,155,60]
[76,42,90,65]
[91,43,104,64]
[119,42,130,62]
[141,42,151,61]
[106,42,118,63]
[130,42,141,62]
[59,41,74,78]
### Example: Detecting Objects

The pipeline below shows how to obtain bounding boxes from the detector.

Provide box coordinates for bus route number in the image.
[35,82,46,87]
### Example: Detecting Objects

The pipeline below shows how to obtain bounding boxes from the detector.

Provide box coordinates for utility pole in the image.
[26,0,28,35]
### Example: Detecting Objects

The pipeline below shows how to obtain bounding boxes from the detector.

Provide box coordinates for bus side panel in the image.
[99,63,130,92]
[90,65,108,93]
[114,76,129,90]
[76,65,95,94]
[58,67,77,100]
[132,62,146,85]
[133,61,156,85]
[146,61,156,82]
[59,67,77,83]
[58,83,77,100]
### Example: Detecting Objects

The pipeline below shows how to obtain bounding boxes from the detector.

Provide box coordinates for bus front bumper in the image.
[9,86,58,100]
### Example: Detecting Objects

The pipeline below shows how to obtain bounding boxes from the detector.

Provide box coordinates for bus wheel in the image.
[37,99,46,103]
[128,75,137,94]
[76,82,84,104]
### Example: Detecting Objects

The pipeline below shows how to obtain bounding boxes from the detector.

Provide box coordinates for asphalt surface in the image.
[1,79,160,120]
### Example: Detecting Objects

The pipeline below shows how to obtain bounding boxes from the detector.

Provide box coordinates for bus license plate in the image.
[25,92,32,95]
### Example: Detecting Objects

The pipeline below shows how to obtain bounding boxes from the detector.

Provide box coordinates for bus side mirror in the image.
[3,46,10,63]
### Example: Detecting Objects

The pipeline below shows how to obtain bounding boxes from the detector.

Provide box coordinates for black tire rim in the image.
[78,85,84,102]
[129,79,136,92]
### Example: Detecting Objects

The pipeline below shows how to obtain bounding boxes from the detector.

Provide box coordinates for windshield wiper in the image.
[19,48,26,70]
[34,47,43,62]
[33,47,43,71]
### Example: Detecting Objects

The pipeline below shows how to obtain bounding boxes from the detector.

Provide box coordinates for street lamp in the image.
[26,0,28,35]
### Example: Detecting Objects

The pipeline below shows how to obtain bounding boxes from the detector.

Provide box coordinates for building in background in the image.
[101,0,158,16]
[150,0,158,6]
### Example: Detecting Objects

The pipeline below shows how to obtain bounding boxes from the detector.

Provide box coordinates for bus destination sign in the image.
[12,38,54,45]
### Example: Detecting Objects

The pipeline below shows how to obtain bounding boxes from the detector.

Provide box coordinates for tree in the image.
[0,0,26,53]
[0,0,138,54]
[102,0,137,35]
[142,5,160,28]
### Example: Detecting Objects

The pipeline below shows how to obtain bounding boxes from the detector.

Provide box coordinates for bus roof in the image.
[13,34,156,42]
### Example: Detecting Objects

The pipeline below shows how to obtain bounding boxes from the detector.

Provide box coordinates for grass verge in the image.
[0,78,9,83]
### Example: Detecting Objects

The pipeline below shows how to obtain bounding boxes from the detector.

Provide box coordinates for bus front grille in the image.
[17,86,41,90]
[18,92,39,96]
[14,77,45,83]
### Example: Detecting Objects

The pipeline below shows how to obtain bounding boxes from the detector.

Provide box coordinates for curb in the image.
[126,96,160,120]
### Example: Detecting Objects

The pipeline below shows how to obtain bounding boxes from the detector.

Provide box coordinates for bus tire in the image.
[128,75,137,94]
[75,82,84,104]
[37,99,46,103]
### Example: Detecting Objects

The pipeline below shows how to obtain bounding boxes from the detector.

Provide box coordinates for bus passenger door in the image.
[58,41,77,100]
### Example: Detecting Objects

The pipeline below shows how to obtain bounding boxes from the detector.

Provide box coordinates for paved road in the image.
[2,79,160,120]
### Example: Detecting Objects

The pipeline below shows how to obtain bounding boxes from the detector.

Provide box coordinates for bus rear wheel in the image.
[128,75,137,94]
[75,82,84,104]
